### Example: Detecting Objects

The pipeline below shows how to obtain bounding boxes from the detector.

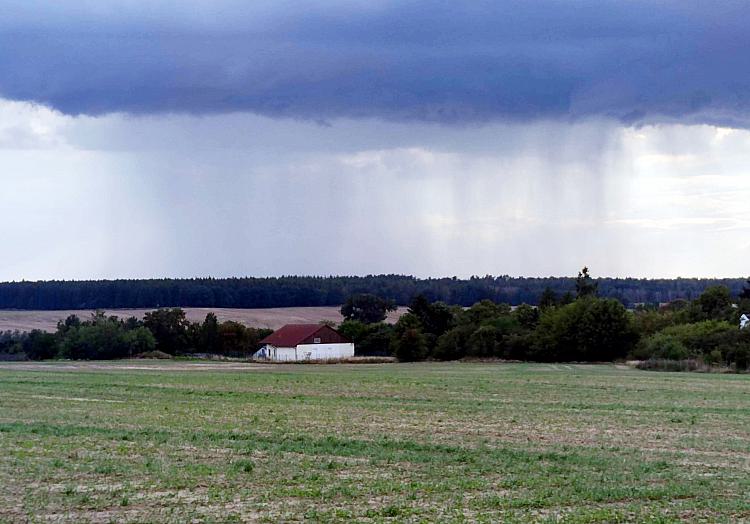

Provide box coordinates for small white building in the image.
[740,314,750,330]
[254,324,354,362]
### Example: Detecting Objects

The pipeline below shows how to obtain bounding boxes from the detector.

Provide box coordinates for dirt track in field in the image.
[0,306,404,332]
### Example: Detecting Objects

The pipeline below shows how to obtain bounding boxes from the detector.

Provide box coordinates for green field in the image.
[0,362,749,523]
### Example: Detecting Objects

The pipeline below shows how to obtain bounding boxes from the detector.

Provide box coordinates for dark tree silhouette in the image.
[340,294,396,324]
[575,267,598,298]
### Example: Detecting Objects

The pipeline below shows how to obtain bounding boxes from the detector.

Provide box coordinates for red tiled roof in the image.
[260,324,329,347]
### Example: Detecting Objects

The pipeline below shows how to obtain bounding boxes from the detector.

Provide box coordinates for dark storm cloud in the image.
[1,0,749,126]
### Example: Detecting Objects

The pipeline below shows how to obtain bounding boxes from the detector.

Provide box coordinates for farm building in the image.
[254,324,354,362]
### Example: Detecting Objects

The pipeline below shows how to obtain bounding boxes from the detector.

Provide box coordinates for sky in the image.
[2,1,750,280]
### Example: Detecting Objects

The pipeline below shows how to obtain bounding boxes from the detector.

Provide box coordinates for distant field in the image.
[0,306,404,332]
[0,362,749,522]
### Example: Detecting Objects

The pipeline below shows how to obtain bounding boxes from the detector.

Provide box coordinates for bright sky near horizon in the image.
[2,1,750,280]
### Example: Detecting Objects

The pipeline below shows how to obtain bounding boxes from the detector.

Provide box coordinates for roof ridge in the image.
[259,323,330,347]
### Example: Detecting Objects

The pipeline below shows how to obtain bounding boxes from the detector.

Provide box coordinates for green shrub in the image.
[230,459,254,473]
[512,304,540,329]
[433,325,473,361]
[637,333,689,360]
[24,330,58,360]
[59,314,156,360]
[392,328,427,362]
[634,320,750,370]
[706,349,723,364]
[339,320,393,356]
[727,346,750,371]
[533,298,637,362]
[632,309,676,337]
[466,325,499,358]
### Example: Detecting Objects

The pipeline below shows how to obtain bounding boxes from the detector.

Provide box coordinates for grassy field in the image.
[0,362,749,523]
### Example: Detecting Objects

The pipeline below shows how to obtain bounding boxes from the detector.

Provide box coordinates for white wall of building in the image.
[254,343,354,362]
[296,343,354,360]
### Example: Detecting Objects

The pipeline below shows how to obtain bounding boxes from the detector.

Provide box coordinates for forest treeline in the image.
[3,269,749,371]
[338,270,750,371]
[1,275,748,310]
[0,309,272,361]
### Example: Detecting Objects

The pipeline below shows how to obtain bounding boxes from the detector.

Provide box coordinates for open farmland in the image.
[0,307,404,333]
[0,363,749,523]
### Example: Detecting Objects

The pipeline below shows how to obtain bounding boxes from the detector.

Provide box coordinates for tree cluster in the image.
[340,294,397,324]
[631,284,750,370]
[0,309,272,361]
[3,271,750,371]
[339,288,636,363]
[341,271,750,371]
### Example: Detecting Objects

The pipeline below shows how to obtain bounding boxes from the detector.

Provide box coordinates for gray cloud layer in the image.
[1,1,749,126]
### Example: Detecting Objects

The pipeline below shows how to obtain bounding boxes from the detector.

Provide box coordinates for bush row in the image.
[3,269,749,370]
[0,310,272,361]
[341,272,750,371]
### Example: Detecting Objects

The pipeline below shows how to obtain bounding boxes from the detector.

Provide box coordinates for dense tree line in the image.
[630,285,750,370]
[3,271,749,371]
[0,309,272,361]
[1,275,749,310]
[341,272,750,371]
[341,284,639,364]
